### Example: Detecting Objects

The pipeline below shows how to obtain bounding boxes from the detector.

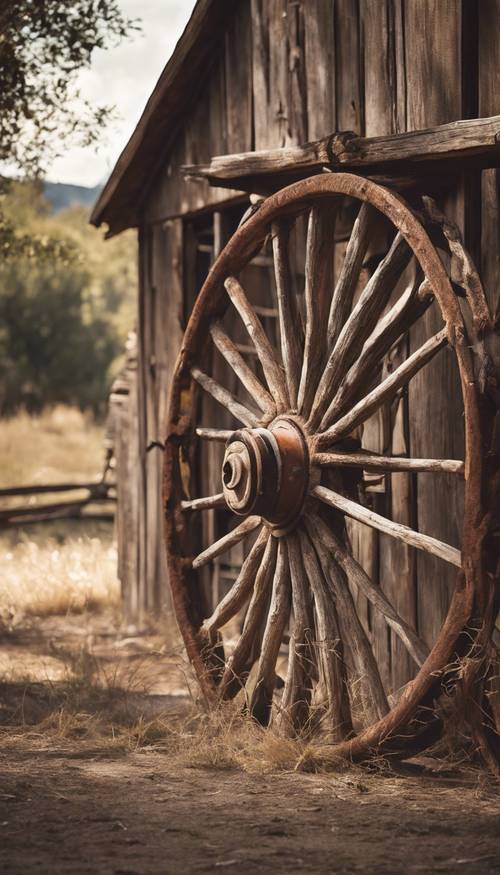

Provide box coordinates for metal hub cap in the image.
[222,418,309,531]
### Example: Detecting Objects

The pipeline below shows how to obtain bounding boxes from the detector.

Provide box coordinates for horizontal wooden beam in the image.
[182,115,500,192]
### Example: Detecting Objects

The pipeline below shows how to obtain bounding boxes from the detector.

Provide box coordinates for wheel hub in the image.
[222,418,309,532]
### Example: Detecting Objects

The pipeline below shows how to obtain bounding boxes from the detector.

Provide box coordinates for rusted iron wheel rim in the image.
[163,173,486,761]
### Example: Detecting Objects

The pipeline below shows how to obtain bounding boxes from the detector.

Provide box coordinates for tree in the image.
[0,1,137,174]
[0,182,136,416]
[0,1,138,259]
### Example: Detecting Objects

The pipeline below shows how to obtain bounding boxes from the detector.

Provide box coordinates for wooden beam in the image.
[182,114,500,191]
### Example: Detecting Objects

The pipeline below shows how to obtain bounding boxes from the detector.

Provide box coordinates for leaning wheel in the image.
[163,173,487,760]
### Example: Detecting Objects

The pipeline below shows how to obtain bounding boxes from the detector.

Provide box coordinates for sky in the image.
[47,0,196,188]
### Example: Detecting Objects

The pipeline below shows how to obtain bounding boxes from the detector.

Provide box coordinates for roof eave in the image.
[90,0,227,235]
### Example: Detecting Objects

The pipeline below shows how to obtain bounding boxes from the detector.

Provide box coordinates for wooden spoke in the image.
[181,493,227,512]
[278,534,314,735]
[313,484,461,567]
[191,366,260,428]
[298,205,337,418]
[329,277,434,421]
[310,232,412,429]
[209,320,276,416]
[312,451,464,475]
[304,514,389,726]
[219,535,278,698]
[317,327,448,444]
[306,512,429,667]
[249,539,292,724]
[192,516,262,570]
[201,528,270,638]
[299,528,353,739]
[327,202,376,349]
[196,428,234,442]
[272,219,303,408]
[224,276,289,411]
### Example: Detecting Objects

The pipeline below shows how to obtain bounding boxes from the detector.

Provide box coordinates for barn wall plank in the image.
[404,0,462,129]
[225,0,253,153]
[131,220,185,619]
[335,0,363,134]
[304,0,335,140]
[405,0,465,650]
[136,225,152,622]
[479,0,500,322]
[251,0,308,149]
[144,44,242,224]
[360,0,418,691]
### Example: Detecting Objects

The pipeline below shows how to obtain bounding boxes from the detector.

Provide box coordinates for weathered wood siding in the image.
[119,0,499,699]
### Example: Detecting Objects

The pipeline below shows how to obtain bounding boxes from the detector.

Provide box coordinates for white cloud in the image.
[47,0,196,187]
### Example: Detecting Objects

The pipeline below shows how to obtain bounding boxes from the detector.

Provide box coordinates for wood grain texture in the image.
[304,513,389,726]
[202,527,269,637]
[225,276,289,410]
[313,485,461,567]
[193,516,262,570]
[298,204,337,417]
[304,0,336,139]
[219,535,278,698]
[209,320,276,416]
[306,512,430,668]
[225,0,253,154]
[317,328,448,444]
[191,366,261,428]
[313,233,412,430]
[299,528,353,740]
[272,219,303,408]
[329,277,434,418]
[313,452,464,475]
[184,116,500,189]
[250,539,292,724]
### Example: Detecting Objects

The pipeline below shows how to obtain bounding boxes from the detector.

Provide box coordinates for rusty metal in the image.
[222,418,309,532]
[162,172,492,760]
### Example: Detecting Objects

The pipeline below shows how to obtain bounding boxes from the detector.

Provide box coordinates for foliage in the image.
[0,182,136,415]
[0,1,138,260]
[0,0,138,175]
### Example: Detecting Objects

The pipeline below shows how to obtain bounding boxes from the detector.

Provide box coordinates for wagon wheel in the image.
[164,173,487,761]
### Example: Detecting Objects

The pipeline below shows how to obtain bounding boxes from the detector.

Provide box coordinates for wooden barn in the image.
[93,0,499,755]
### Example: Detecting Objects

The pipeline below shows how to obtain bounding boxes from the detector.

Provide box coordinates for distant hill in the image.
[44,181,102,214]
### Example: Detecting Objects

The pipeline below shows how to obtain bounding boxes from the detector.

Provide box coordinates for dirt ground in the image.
[1,613,499,875]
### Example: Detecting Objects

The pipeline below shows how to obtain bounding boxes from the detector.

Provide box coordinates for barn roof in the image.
[90,0,226,236]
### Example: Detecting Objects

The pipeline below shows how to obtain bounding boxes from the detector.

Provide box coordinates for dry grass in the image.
[0,536,119,625]
[0,406,118,626]
[0,405,106,489]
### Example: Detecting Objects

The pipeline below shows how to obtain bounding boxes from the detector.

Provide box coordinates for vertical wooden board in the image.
[479,0,500,322]
[334,0,363,133]
[404,2,465,650]
[408,300,465,649]
[268,0,295,147]
[209,53,228,162]
[225,0,253,153]
[378,350,417,692]
[359,0,399,136]
[251,0,272,149]
[144,229,160,614]
[304,0,336,139]
[112,333,140,621]
[360,412,392,691]
[478,0,500,118]
[404,0,462,129]
[284,0,308,145]
[251,0,307,149]
[136,226,151,623]
[392,0,407,133]
[124,341,140,620]
[358,0,409,689]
